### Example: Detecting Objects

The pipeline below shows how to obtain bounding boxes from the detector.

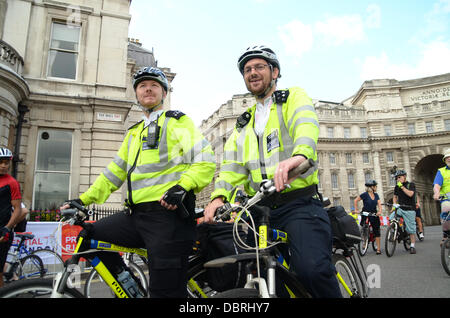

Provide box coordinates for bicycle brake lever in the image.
[260,179,276,195]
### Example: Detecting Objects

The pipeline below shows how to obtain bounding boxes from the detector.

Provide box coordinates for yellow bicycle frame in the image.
[258,227,355,298]
[74,237,147,298]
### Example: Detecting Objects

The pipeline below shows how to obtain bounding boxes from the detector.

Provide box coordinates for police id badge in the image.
[266,129,280,153]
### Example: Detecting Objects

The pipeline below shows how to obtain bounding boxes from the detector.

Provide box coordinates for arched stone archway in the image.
[414,154,443,225]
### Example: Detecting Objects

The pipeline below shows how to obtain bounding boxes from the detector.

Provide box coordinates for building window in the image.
[425,121,434,133]
[345,153,352,164]
[329,153,336,165]
[386,151,394,162]
[327,127,334,138]
[362,152,369,164]
[348,172,355,188]
[331,173,339,189]
[344,127,351,138]
[318,172,322,189]
[33,129,73,209]
[350,196,356,211]
[333,197,341,206]
[364,171,372,182]
[408,123,415,135]
[445,119,450,131]
[388,172,395,186]
[360,127,367,138]
[384,125,392,136]
[47,22,80,79]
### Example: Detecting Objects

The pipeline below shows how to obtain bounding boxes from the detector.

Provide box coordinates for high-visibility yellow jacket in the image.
[211,87,319,202]
[80,111,216,206]
[438,166,450,196]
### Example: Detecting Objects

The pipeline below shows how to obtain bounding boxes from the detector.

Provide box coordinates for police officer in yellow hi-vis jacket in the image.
[61,67,215,297]
[204,46,341,297]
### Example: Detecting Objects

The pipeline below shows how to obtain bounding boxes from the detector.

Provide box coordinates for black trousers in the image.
[87,204,196,298]
[268,197,342,298]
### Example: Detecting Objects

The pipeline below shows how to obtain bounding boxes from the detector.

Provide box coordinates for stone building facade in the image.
[198,73,450,226]
[0,0,174,210]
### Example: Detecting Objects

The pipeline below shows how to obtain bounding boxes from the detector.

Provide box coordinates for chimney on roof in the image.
[128,38,142,47]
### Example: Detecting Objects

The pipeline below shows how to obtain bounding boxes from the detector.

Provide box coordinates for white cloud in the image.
[278,4,380,57]
[359,41,450,80]
[277,20,313,59]
[314,14,366,46]
[365,4,381,29]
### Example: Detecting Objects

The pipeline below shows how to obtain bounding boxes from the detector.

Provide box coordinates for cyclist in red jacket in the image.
[0,147,25,286]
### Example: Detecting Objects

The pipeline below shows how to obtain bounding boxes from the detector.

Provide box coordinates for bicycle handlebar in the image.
[214,158,315,222]
[360,211,377,216]
[382,203,414,211]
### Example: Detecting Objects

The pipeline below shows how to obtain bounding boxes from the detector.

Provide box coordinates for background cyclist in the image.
[0,148,26,287]
[433,148,450,246]
[354,180,382,254]
[391,170,417,254]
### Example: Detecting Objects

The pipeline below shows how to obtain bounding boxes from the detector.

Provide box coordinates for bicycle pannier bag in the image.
[327,205,361,245]
[196,222,245,292]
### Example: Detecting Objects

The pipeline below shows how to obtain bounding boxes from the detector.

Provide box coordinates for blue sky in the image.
[129,0,450,125]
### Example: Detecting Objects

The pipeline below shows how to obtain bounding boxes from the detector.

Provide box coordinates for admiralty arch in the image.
[198,73,450,226]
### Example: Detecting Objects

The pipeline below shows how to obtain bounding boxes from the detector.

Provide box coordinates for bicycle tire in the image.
[415,217,424,241]
[332,254,361,298]
[441,238,450,276]
[186,255,213,298]
[371,240,377,252]
[19,255,45,280]
[358,226,369,256]
[212,288,260,298]
[84,261,148,298]
[0,278,84,298]
[403,236,411,251]
[385,223,397,257]
[31,249,64,278]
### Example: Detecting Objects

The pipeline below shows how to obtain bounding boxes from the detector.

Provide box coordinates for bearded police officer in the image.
[204,46,341,298]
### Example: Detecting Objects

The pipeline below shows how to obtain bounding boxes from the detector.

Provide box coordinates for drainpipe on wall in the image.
[12,103,29,178]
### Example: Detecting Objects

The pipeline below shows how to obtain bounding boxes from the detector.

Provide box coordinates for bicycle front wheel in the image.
[0,278,84,298]
[441,238,450,276]
[358,226,369,256]
[31,249,64,278]
[385,223,397,257]
[84,261,148,298]
[333,254,361,298]
[19,255,44,280]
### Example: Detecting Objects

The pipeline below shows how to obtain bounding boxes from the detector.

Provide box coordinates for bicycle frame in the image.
[209,204,363,298]
[52,206,149,298]
[5,233,44,281]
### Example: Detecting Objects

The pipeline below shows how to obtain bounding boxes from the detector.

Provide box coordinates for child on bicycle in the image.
[433,148,450,246]
[354,180,382,254]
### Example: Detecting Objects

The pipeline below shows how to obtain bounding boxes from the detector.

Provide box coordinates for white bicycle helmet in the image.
[132,67,169,92]
[0,147,13,160]
[237,45,281,77]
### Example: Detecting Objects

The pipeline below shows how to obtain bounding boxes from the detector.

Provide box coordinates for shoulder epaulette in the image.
[235,111,252,131]
[165,110,185,120]
[127,120,143,130]
[273,89,290,104]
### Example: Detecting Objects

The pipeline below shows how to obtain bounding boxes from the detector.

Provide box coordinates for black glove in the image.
[162,185,187,206]
[0,226,11,242]
[162,185,189,218]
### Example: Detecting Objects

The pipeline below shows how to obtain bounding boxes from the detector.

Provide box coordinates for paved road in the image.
[359,225,449,298]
